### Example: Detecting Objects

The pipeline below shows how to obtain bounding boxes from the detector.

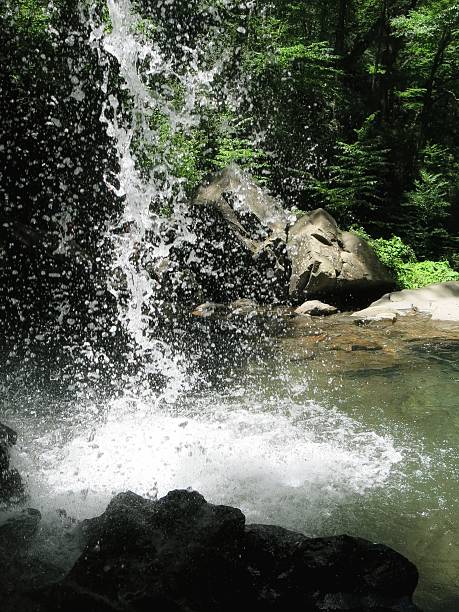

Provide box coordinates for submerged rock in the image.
[40,489,421,612]
[0,422,25,507]
[287,209,394,305]
[352,281,459,322]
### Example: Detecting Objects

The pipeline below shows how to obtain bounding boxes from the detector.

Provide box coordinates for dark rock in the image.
[190,165,290,303]
[0,422,18,447]
[0,508,41,551]
[0,421,25,507]
[244,527,419,610]
[0,508,43,606]
[39,489,421,612]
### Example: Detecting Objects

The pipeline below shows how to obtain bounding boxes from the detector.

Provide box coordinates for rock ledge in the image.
[37,489,421,612]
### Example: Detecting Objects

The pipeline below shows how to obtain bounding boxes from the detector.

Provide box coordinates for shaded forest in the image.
[1,0,459,315]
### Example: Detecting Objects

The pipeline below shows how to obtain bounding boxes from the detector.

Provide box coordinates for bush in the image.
[396,261,459,290]
[370,235,416,268]
[350,229,459,289]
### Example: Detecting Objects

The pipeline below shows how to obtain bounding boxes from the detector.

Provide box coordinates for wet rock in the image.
[295,299,338,316]
[191,165,290,302]
[41,489,421,612]
[352,281,459,322]
[244,526,420,610]
[192,301,227,317]
[0,422,18,447]
[353,311,397,323]
[0,508,41,550]
[229,298,259,316]
[0,422,25,507]
[350,342,383,351]
[287,209,394,304]
[0,508,43,604]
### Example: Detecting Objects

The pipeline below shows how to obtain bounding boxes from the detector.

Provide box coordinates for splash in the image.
[18,392,403,531]
[3,0,405,544]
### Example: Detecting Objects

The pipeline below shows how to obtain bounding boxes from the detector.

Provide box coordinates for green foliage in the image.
[3,0,459,275]
[395,87,426,112]
[396,260,459,289]
[133,111,207,196]
[247,39,340,81]
[212,136,267,172]
[367,235,417,269]
[405,169,450,221]
[10,0,50,36]
[314,114,389,224]
[208,112,269,181]
[350,230,458,289]
[401,143,459,257]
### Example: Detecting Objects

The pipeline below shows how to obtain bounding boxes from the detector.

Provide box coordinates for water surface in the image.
[1,314,458,611]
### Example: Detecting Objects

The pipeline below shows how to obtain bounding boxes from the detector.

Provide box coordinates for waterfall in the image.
[88,0,228,402]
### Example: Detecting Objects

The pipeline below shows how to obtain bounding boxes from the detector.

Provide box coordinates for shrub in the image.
[350,229,459,289]
[396,261,459,290]
[369,235,417,268]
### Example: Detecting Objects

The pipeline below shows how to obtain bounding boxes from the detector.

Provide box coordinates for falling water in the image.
[87,0,228,402]
[2,3,459,610]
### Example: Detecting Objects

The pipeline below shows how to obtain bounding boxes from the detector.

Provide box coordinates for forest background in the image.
[2,0,459,296]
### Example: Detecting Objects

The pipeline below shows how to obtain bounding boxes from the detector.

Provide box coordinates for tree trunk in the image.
[334,0,347,55]
[419,28,452,146]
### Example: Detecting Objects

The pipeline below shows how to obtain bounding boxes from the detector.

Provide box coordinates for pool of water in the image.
[1,313,458,610]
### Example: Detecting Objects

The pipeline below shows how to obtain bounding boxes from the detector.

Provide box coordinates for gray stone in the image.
[352,281,459,322]
[295,299,338,316]
[191,302,226,317]
[287,208,394,303]
[353,311,398,323]
[191,165,290,302]
[194,164,289,244]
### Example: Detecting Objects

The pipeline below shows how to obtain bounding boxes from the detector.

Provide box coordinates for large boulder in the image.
[190,165,290,302]
[0,422,25,507]
[287,209,394,305]
[352,281,459,322]
[40,489,421,612]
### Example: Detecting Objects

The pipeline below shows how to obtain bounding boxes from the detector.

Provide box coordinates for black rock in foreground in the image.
[0,422,25,507]
[32,489,420,612]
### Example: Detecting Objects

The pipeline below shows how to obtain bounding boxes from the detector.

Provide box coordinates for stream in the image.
[1,314,459,611]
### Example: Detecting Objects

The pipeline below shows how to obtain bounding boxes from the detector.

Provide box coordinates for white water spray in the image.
[89,0,227,402]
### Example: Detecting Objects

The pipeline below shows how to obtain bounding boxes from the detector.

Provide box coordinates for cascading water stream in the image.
[88,0,226,402]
